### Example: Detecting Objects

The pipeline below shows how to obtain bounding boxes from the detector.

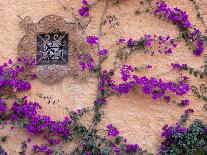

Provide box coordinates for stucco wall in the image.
[0,0,207,154]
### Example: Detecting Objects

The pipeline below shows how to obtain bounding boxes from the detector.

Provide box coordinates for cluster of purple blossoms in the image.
[98,70,115,93]
[118,37,126,43]
[85,36,99,45]
[95,97,107,105]
[184,108,195,114]
[171,63,188,70]
[97,65,190,103]
[154,1,206,56]
[32,144,53,154]
[11,98,71,139]
[95,70,115,105]
[120,64,134,82]
[78,51,95,71]
[161,123,187,139]
[125,144,139,153]
[98,48,108,56]
[79,0,89,17]
[112,143,140,154]
[127,38,135,47]
[180,99,190,106]
[159,123,187,153]
[107,124,120,137]
[112,145,121,154]
[0,59,32,94]
[190,28,206,56]
[113,65,190,101]
[82,0,88,5]
[154,1,192,29]
[19,57,36,68]
[133,76,169,99]
[144,34,177,54]
[0,97,7,114]
[108,125,140,154]
[47,138,61,145]
[194,39,204,56]
[164,96,171,103]
[126,34,177,54]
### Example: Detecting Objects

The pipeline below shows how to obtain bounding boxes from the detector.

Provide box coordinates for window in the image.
[36,32,68,65]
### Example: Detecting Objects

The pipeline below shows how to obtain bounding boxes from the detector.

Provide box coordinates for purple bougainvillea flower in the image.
[118,37,126,43]
[78,52,94,71]
[125,144,139,153]
[184,108,195,114]
[27,138,32,143]
[171,63,188,70]
[79,6,89,17]
[8,59,13,65]
[107,124,120,137]
[82,0,88,5]
[154,1,192,29]
[147,65,152,69]
[113,146,120,153]
[180,99,189,106]
[127,38,134,47]
[164,96,171,103]
[85,36,98,44]
[99,49,108,55]
[0,97,7,113]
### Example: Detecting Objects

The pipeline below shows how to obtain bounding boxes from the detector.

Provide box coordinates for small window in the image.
[36,32,68,65]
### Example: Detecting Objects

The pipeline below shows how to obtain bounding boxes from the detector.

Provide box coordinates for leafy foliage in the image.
[191,84,207,102]
[160,119,207,155]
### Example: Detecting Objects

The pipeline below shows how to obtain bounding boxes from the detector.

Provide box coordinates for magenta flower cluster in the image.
[144,34,177,54]
[154,1,206,56]
[107,124,120,137]
[107,124,140,154]
[125,144,139,153]
[121,64,134,82]
[171,63,188,70]
[32,144,53,154]
[85,36,99,45]
[154,1,192,29]
[79,0,89,17]
[11,98,71,139]
[180,99,190,106]
[78,51,95,71]
[117,65,190,100]
[0,58,34,93]
[184,108,195,114]
[0,97,6,114]
[98,65,190,103]
[47,138,61,145]
[98,48,108,56]
[190,28,206,56]
[160,123,187,153]
[118,37,126,43]
[126,34,177,54]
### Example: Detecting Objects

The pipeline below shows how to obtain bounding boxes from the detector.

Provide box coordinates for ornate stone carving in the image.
[17,15,85,83]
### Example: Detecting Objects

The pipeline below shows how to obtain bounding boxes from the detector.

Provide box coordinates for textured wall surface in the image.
[0,0,207,154]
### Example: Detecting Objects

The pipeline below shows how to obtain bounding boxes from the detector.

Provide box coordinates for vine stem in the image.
[93,0,109,126]
[70,1,109,154]
[97,0,109,73]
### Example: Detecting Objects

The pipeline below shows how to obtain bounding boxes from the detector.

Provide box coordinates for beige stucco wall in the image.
[0,0,207,154]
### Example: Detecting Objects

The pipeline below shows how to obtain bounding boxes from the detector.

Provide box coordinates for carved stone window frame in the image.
[17,15,85,83]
